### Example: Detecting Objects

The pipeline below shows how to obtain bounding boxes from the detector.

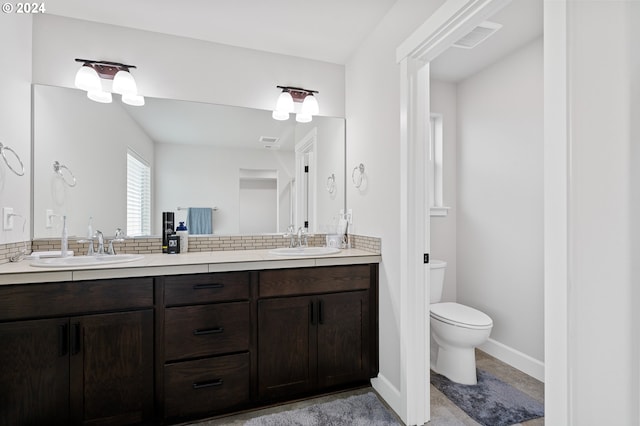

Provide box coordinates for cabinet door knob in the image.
[58,323,69,356]
[192,379,224,389]
[193,327,224,336]
[70,323,81,355]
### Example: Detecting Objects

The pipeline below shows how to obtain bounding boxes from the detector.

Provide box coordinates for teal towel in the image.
[187,208,212,234]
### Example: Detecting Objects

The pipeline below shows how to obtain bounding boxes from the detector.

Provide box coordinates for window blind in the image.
[127,151,151,236]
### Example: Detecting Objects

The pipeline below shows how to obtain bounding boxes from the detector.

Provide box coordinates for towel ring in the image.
[352,163,365,188]
[326,173,336,194]
[0,142,25,176]
[53,161,77,187]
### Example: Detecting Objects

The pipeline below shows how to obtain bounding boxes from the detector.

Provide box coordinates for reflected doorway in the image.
[239,169,278,233]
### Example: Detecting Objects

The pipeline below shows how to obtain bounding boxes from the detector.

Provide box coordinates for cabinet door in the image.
[0,318,70,426]
[317,291,370,388]
[70,310,154,425]
[258,296,317,400]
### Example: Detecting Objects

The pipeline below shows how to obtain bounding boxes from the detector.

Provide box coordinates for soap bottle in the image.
[176,221,188,253]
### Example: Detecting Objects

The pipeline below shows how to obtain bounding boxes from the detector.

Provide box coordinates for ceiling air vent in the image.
[452,21,502,49]
[259,136,280,149]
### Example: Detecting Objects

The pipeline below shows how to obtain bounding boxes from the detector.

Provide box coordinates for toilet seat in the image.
[430,302,493,330]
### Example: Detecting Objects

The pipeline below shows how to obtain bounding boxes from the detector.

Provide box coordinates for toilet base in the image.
[433,345,478,385]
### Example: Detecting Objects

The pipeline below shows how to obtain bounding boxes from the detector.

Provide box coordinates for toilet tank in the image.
[430,259,447,303]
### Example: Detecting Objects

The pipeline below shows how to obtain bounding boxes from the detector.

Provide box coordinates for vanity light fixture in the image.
[272,86,319,122]
[74,58,145,106]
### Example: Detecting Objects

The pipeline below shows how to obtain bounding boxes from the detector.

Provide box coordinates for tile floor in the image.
[185,350,544,426]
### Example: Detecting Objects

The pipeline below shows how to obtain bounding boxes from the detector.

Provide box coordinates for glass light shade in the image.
[301,94,319,115]
[74,65,102,92]
[296,113,312,123]
[272,110,290,121]
[87,90,112,103]
[275,91,294,113]
[112,70,138,96]
[122,94,145,106]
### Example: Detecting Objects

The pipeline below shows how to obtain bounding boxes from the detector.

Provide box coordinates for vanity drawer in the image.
[164,352,250,419]
[0,278,153,321]
[164,302,250,361]
[164,272,250,306]
[259,265,371,298]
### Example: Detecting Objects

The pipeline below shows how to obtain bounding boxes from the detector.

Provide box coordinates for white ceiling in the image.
[44,0,398,65]
[121,97,299,150]
[431,0,543,82]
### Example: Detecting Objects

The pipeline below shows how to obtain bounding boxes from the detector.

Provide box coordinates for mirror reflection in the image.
[33,85,345,238]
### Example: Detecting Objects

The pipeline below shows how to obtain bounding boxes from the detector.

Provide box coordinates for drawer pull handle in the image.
[193,327,224,335]
[58,324,68,357]
[193,283,224,290]
[70,323,81,355]
[192,379,224,389]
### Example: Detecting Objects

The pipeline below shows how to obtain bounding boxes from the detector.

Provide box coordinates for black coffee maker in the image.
[162,212,175,253]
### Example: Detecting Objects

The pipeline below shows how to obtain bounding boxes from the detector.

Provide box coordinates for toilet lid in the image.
[430,302,493,329]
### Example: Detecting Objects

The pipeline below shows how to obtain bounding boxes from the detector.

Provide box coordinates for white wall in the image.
[0,16,32,245]
[456,38,544,364]
[564,2,635,423]
[345,0,446,417]
[31,14,344,117]
[297,119,346,233]
[430,79,457,302]
[33,85,154,238]
[239,178,278,234]
[155,143,294,235]
[631,3,640,423]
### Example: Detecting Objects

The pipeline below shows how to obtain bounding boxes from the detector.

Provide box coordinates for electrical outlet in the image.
[3,207,14,230]
[45,209,54,228]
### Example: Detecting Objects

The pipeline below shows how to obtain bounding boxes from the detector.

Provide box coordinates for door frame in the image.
[295,127,318,231]
[394,0,567,424]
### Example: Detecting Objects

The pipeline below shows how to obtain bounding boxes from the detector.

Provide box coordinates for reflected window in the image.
[429,114,445,212]
[127,150,151,236]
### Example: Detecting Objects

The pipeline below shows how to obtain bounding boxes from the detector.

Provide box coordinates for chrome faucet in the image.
[297,227,308,248]
[95,230,105,255]
[107,228,125,255]
[285,225,297,248]
[284,225,309,248]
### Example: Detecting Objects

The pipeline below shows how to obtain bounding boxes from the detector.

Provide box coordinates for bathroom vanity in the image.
[0,249,379,425]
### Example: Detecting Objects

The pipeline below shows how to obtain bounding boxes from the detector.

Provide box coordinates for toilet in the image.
[429,259,493,385]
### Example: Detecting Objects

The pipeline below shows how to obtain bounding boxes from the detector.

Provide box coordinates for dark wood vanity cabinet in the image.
[257,264,377,401]
[0,278,154,426]
[0,262,378,425]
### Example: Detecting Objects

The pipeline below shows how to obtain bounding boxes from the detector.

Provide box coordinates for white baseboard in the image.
[479,338,545,382]
[371,374,404,421]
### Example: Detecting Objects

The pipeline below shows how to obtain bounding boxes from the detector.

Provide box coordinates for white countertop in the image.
[0,248,381,285]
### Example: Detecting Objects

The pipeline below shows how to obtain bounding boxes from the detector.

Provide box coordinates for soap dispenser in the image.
[176,221,188,253]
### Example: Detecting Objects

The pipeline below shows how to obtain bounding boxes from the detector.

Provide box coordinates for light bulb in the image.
[87,90,112,103]
[301,94,319,115]
[272,110,290,121]
[296,113,312,123]
[122,94,145,106]
[74,65,101,92]
[275,91,294,113]
[112,70,138,96]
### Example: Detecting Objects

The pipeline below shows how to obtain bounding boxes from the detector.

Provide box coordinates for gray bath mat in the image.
[430,369,544,426]
[244,392,401,426]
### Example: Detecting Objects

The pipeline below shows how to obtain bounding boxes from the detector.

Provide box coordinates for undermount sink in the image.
[268,247,341,256]
[30,254,145,268]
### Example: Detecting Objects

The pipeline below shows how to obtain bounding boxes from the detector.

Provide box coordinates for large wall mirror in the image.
[32,85,345,239]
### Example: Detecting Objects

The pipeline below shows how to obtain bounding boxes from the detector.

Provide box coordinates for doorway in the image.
[395,1,552,424]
